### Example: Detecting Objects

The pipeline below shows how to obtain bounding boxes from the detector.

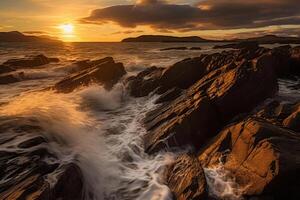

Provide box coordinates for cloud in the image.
[23,31,48,35]
[81,0,300,32]
[112,30,144,35]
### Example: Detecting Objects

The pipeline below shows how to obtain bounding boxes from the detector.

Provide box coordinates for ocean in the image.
[0,42,299,200]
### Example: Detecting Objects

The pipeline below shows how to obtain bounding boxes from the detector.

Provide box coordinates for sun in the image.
[59,23,74,34]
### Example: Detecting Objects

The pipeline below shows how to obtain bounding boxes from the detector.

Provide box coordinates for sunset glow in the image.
[59,24,74,34]
[0,0,299,42]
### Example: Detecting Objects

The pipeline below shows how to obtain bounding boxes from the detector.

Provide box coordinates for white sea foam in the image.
[0,86,175,200]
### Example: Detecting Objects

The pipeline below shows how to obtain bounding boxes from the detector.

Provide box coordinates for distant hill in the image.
[0,31,61,43]
[122,35,216,43]
[122,34,300,44]
[235,35,300,44]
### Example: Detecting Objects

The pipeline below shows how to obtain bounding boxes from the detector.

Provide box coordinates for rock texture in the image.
[165,154,207,200]
[199,118,300,199]
[54,57,126,93]
[143,48,278,154]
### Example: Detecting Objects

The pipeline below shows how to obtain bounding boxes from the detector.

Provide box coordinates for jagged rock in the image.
[283,103,300,132]
[154,87,182,104]
[71,57,114,73]
[144,52,278,154]
[126,66,164,97]
[3,54,59,68]
[199,119,300,200]
[165,154,207,200]
[0,118,84,200]
[55,57,126,93]
[254,100,300,133]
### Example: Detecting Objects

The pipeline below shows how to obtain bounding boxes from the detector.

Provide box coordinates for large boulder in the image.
[165,154,207,200]
[3,54,59,68]
[199,119,300,199]
[54,57,126,93]
[144,52,278,154]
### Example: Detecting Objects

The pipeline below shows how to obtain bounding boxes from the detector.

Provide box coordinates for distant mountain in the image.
[236,35,300,44]
[0,31,61,43]
[122,35,216,43]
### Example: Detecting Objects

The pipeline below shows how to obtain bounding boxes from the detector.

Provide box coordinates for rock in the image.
[144,51,278,153]
[0,74,20,85]
[0,65,14,74]
[125,66,164,97]
[160,47,188,51]
[55,57,126,93]
[214,41,259,50]
[18,136,46,148]
[3,54,59,68]
[283,103,300,132]
[0,118,84,200]
[199,119,300,199]
[254,100,300,133]
[71,57,114,73]
[154,87,182,104]
[159,56,208,92]
[127,48,269,98]
[165,154,207,200]
[190,47,202,50]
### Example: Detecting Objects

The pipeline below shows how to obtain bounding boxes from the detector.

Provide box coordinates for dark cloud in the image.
[81,0,300,31]
[23,31,48,35]
[112,30,144,35]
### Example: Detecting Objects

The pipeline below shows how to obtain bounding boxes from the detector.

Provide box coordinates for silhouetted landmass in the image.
[0,31,61,43]
[122,34,300,44]
[122,35,215,43]
[237,34,300,44]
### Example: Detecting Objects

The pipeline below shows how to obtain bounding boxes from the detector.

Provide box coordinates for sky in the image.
[0,0,299,42]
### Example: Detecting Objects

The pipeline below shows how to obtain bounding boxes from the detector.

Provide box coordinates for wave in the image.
[0,86,175,200]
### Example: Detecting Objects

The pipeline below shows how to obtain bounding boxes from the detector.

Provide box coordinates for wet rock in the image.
[165,154,207,200]
[0,65,14,74]
[125,66,164,97]
[214,41,259,50]
[199,119,300,199]
[190,47,202,50]
[0,119,84,200]
[127,48,270,98]
[283,103,300,132]
[18,136,46,148]
[154,87,182,104]
[3,54,59,68]
[160,47,188,51]
[55,57,126,93]
[71,57,114,73]
[144,51,278,153]
[254,100,300,132]
[0,73,20,84]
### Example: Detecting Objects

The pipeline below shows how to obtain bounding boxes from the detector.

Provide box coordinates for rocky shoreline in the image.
[0,44,299,199]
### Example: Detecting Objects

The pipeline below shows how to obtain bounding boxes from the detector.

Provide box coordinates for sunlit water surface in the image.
[0,42,298,200]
